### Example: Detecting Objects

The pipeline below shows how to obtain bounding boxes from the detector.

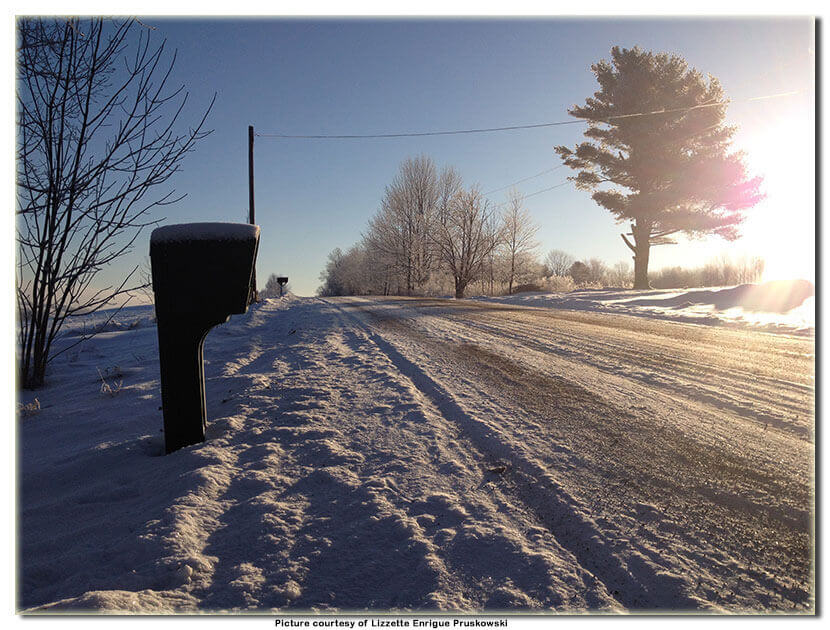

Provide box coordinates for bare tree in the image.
[401,156,441,291]
[317,244,380,296]
[135,256,155,305]
[338,245,371,295]
[261,274,281,298]
[544,249,576,277]
[436,166,464,215]
[364,203,405,293]
[500,189,539,294]
[434,188,501,298]
[586,258,609,285]
[361,236,399,296]
[607,261,633,288]
[363,156,439,295]
[364,159,463,296]
[16,17,213,388]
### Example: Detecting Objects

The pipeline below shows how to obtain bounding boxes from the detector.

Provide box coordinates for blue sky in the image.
[90,17,814,296]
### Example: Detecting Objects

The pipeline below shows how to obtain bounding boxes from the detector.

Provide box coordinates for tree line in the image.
[317,154,766,297]
[315,155,641,298]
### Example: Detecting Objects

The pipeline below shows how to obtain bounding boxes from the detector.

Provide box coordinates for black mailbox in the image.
[150,222,260,454]
[277,276,289,297]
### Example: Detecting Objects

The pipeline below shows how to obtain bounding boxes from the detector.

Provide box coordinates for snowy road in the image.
[327,296,814,612]
[18,295,814,613]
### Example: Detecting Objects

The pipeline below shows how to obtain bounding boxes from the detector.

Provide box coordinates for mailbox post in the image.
[150,223,260,454]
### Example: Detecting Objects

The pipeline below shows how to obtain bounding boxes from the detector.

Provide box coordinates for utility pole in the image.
[248,125,258,302]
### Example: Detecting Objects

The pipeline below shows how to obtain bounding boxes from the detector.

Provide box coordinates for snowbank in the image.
[471,279,814,335]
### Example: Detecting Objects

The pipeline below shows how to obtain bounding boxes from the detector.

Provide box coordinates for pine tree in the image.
[555,46,764,289]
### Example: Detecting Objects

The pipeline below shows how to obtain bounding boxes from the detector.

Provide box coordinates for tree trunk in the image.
[632,221,651,290]
[509,252,515,295]
[454,277,466,298]
[633,249,650,289]
[20,323,49,389]
[22,352,47,389]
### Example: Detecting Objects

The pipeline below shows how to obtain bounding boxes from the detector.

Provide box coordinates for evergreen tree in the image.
[555,46,763,289]
[569,261,591,285]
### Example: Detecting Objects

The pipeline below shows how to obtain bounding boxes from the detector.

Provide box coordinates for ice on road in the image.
[18,295,814,613]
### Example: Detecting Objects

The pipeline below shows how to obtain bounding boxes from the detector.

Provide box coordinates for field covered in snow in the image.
[16,283,815,615]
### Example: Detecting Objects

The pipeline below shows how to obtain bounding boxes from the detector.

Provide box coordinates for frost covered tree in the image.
[364,156,440,295]
[364,159,463,295]
[607,260,634,288]
[555,46,763,289]
[317,248,347,296]
[16,17,213,388]
[544,249,576,278]
[261,274,280,298]
[434,188,501,298]
[360,238,400,296]
[586,258,609,285]
[500,189,540,294]
[317,245,381,296]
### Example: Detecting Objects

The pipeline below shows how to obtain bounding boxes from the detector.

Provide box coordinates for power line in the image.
[489,180,571,209]
[747,89,802,101]
[482,165,563,196]
[523,181,570,199]
[254,89,803,140]
[485,115,727,205]
[255,119,583,139]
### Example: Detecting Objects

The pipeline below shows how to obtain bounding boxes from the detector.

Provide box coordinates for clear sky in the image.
[87,16,814,297]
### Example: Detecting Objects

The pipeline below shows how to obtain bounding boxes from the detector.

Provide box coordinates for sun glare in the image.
[731,104,815,283]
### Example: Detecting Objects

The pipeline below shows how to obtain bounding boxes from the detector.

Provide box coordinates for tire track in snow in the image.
[329,299,700,611]
[348,298,813,503]
[378,301,814,548]
[455,309,813,439]
[399,297,814,413]
[370,299,812,440]
[332,297,812,611]
[322,316,615,610]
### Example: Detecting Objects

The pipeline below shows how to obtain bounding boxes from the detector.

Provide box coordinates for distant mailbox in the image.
[150,222,260,454]
[277,276,288,297]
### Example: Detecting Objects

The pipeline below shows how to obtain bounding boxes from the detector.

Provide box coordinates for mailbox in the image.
[276,276,289,297]
[150,222,260,454]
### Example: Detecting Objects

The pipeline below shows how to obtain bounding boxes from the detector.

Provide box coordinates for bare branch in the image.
[16,16,213,388]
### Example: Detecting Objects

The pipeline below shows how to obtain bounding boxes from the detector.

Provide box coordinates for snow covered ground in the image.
[16,284,815,614]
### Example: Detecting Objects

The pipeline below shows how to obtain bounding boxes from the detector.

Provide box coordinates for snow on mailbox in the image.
[150,222,260,454]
